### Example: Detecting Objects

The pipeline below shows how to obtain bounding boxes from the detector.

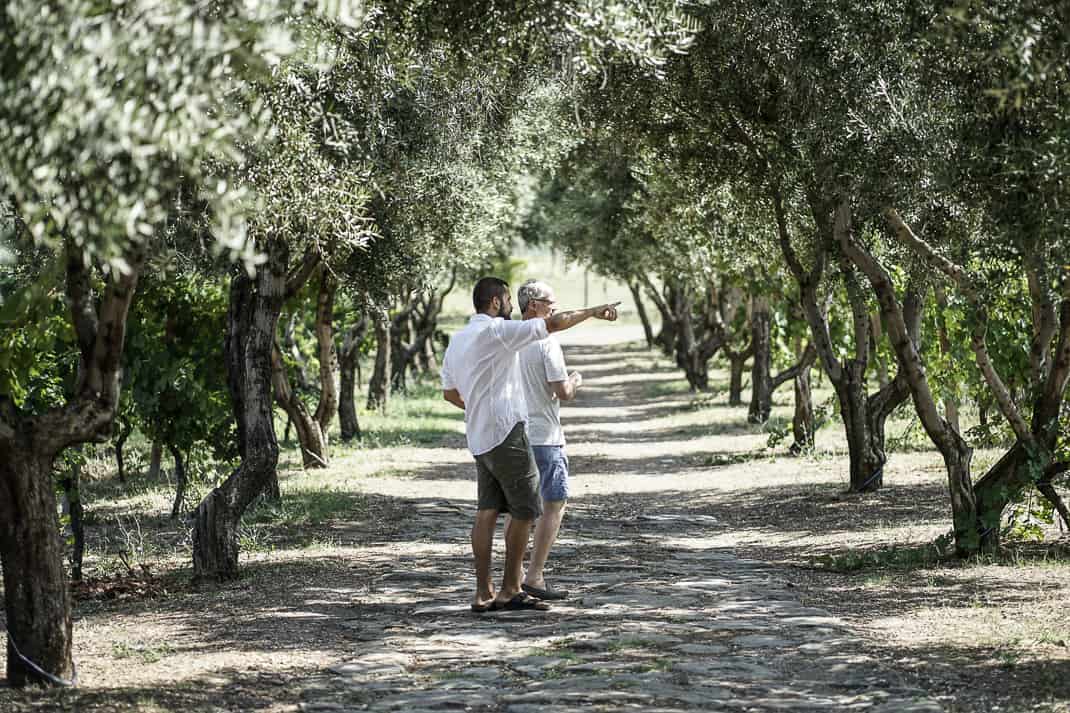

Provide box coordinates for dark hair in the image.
[473,276,509,312]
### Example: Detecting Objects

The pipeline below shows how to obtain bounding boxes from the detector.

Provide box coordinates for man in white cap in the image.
[441,276,618,612]
[515,279,580,601]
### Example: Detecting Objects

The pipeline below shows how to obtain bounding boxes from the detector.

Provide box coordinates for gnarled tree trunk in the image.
[367,310,391,412]
[640,274,676,356]
[0,449,76,687]
[114,420,133,483]
[790,341,816,454]
[59,459,85,583]
[191,238,288,580]
[886,208,1070,550]
[389,302,415,392]
[747,295,773,423]
[843,219,980,554]
[272,342,329,468]
[628,280,656,348]
[339,315,369,442]
[725,345,751,406]
[148,441,163,481]
[775,190,909,493]
[169,443,187,520]
[0,238,143,686]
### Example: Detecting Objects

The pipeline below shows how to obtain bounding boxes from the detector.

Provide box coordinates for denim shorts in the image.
[532,445,569,502]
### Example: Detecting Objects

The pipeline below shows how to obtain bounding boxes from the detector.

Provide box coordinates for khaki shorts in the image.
[474,422,542,520]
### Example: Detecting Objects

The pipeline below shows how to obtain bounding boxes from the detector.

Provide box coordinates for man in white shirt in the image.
[441,276,618,612]
[515,279,579,602]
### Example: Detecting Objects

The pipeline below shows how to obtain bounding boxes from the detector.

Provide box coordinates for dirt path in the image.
[289,329,942,712]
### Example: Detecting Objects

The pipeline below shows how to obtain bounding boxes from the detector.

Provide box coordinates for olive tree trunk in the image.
[0,239,143,686]
[628,280,656,348]
[271,264,334,469]
[775,191,908,492]
[338,315,369,442]
[169,443,187,520]
[367,310,391,412]
[0,449,76,687]
[640,274,677,356]
[747,295,773,423]
[148,441,163,481]
[59,460,85,582]
[114,420,133,483]
[887,208,1070,549]
[790,341,817,454]
[843,216,980,554]
[191,238,289,581]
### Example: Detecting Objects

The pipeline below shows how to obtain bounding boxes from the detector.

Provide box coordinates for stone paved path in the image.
[297,332,944,712]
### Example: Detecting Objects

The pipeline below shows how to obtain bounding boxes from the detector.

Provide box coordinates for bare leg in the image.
[472,508,498,607]
[524,499,565,589]
[496,516,532,604]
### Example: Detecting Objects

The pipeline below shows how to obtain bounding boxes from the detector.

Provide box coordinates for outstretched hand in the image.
[595,302,621,321]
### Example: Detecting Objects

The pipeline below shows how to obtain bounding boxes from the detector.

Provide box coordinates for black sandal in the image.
[493,592,551,611]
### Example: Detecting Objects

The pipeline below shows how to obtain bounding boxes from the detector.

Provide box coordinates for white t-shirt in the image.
[518,334,569,446]
[441,313,549,456]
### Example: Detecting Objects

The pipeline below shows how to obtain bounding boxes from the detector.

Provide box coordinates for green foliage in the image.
[122,271,236,463]
[0,0,292,270]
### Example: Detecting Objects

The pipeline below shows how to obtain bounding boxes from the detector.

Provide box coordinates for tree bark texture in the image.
[338,315,369,443]
[790,340,816,455]
[0,448,76,687]
[169,443,187,520]
[841,222,980,554]
[60,463,85,583]
[774,190,908,492]
[0,239,142,686]
[367,311,391,412]
[747,295,773,423]
[272,342,329,468]
[192,239,287,580]
[149,441,163,481]
[628,280,656,348]
[114,420,132,483]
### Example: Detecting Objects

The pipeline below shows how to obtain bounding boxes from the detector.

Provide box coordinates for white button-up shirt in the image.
[441,314,549,456]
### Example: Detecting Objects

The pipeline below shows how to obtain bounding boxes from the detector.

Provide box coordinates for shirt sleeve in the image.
[440,348,456,390]
[490,317,549,352]
[543,338,568,383]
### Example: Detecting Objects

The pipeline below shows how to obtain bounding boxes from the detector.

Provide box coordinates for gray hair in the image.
[517,279,554,313]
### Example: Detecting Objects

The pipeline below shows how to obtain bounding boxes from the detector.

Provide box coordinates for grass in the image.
[815,541,955,573]
[243,487,371,527]
[111,641,177,664]
[641,379,692,399]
